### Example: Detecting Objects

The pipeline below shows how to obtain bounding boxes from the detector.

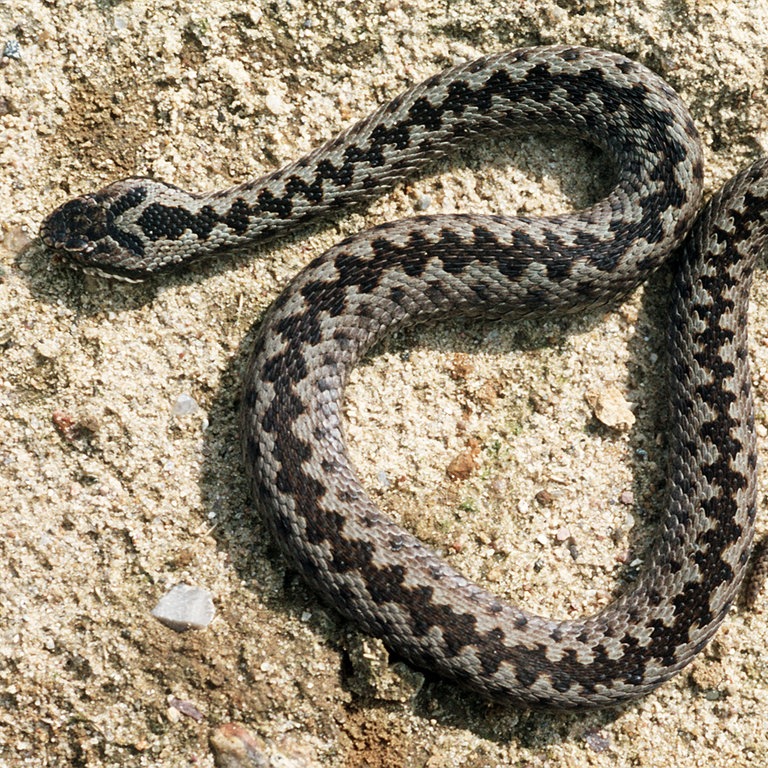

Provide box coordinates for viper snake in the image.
[41,46,768,708]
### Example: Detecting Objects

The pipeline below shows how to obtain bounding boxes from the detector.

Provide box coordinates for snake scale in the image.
[40,46,768,708]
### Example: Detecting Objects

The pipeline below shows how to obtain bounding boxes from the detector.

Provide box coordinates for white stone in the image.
[151,584,215,632]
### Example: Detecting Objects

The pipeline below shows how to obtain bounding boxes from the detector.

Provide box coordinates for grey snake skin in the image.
[40,46,768,708]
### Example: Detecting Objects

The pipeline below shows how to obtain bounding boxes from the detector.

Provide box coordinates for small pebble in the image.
[210,723,270,768]
[2,40,21,60]
[169,696,205,722]
[583,729,611,753]
[172,393,199,416]
[586,386,635,431]
[52,411,99,444]
[415,194,432,210]
[344,631,424,702]
[151,584,215,632]
[446,439,481,480]
[265,90,290,115]
[555,526,571,542]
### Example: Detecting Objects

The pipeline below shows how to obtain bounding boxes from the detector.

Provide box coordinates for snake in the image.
[40,46,768,709]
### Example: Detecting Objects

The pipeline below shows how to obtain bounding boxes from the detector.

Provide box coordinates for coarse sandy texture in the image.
[1,0,768,766]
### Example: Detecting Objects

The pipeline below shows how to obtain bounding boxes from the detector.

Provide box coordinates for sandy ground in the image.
[1,0,768,766]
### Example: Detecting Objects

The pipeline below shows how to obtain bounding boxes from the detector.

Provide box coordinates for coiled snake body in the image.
[41,46,768,708]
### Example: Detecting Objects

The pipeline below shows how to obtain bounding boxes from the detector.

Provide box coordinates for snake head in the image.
[40,178,185,281]
[41,193,113,257]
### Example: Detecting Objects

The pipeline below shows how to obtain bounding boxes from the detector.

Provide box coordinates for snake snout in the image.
[40,195,109,256]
